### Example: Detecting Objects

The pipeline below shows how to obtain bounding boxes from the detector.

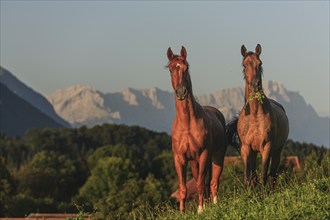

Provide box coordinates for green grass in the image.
[71,154,330,220]
[143,178,329,220]
[130,156,330,220]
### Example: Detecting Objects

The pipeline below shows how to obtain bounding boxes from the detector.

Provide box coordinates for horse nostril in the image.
[183,87,187,96]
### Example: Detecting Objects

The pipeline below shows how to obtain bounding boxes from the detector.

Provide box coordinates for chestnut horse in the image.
[166,46,227,213]
[237,44,289,189]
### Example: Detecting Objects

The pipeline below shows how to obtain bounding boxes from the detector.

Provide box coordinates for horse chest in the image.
[172,130,206,162]
[238,115,272,150]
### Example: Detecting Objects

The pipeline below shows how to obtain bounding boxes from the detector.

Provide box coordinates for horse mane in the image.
[184,67,201,115]
[179,64,202,115]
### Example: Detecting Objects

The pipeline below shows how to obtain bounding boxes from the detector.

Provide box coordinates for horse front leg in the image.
[196,149,208,214]
[174,154,187,212]
[240,144,251,188]
[261,143,271,187]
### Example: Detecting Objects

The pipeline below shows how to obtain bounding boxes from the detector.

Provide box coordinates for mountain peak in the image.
[0,66,70,128]
[51,85,97,96]
[263,80,290,102]
[121,87,139,106]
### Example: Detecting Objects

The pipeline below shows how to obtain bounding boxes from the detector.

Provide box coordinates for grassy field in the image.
[130,154,330,220]
[69,153,330,220]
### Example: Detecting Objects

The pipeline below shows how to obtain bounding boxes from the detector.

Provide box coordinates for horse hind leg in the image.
[210,150,225,205]
[248,151,258,188]
[269,147,283,190]
[210,162,223,205]
[203,160,212,201]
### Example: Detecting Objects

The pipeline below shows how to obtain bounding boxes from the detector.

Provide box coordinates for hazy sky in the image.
[1,1,329,116]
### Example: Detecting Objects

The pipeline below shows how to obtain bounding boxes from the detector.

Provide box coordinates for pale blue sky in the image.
[1,1,329,116]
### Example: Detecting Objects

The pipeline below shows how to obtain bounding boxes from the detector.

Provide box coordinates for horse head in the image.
[167,46,191,101]
[241,44,263,93]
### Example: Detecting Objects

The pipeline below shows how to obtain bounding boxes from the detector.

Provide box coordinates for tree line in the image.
[0,124,328,218]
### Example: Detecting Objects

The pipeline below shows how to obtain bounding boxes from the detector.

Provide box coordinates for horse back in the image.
[269,99,289,147]
[203,106,226,129]
[202,105,226,147]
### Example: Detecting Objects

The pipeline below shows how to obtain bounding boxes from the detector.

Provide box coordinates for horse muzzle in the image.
[175,85,188,101]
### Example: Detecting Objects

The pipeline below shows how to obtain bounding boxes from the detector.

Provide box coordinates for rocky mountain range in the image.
[48,81,329,147]
[0,82,64,137]
[0,67,70,127]
[0,67,70,137]
[0,66,328,146]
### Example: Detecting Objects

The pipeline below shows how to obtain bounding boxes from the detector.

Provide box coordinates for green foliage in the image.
[0,157,16,215]
[92,176,164,219]
[5,194,57,217]
[65,204,93,220]
[0,123,328,218]
[78,157,137,206]
[76,153,169,219]
[151,150,177,192]
[16,151,82,202]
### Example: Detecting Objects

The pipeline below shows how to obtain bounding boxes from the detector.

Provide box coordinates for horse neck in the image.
[175,91,199,125]
[245,83,266,116]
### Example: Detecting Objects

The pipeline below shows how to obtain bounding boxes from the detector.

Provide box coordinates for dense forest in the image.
[0,124,328,218]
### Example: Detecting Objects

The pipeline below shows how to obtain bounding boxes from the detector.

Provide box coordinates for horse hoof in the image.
[197,205,203,214]
[213,196,218,204]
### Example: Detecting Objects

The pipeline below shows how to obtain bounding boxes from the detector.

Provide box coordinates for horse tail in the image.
[226,117,241,152]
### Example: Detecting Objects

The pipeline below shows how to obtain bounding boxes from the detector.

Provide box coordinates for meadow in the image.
[69,148,330,220]
[130,151,330,220]
[131,151,330,220]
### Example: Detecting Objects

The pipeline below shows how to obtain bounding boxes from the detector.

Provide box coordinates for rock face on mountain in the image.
[48,86,175,132]
[48,81,329,147]
[0,83,64,137]
[0,67,70,127]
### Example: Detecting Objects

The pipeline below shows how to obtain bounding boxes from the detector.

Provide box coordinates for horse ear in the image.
[180,46,187,59]
[167,47,174,60]
[255,44,262,56]
[241,45,247,57]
